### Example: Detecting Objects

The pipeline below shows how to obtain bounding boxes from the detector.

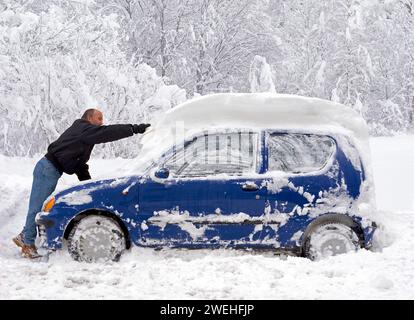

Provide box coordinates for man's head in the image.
[81,109,103,126]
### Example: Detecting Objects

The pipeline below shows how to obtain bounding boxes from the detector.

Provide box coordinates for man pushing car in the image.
[12,108,150,259]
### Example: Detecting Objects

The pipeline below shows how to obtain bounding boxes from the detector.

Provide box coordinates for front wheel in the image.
[303,223,360,261]
[68,215,126,263]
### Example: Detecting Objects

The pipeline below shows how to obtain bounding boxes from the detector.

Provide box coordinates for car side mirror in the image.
[154,167,170,179]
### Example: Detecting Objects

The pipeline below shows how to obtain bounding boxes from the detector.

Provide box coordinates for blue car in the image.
[36,94,377,262]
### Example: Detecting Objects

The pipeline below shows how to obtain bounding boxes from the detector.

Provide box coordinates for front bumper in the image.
[35,211,55,228]
[35,211,64,250]
[37,224,48,248]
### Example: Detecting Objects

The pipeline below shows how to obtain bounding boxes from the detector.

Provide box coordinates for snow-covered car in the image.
[36,93,378,262]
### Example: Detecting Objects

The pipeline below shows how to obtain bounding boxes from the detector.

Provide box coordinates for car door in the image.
[263,132,338,247]
[137,131,260,247]
[198,131,266,246]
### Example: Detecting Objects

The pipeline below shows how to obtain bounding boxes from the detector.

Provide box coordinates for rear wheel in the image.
[68,215,126,263]
[303,222,360,261]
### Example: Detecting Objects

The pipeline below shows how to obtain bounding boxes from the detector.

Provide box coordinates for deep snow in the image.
[0,135,413,299]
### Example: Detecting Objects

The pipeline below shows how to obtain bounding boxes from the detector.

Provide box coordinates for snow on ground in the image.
[0,136,413,299]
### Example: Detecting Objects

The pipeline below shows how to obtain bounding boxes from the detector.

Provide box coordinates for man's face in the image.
[88,110,103,126]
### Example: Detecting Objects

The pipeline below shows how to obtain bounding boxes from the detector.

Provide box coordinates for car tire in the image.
[67,215,126,263]
[303,222,360,261]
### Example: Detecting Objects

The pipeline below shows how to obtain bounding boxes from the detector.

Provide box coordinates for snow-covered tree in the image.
[0,0,186,157]
[249,55,276,93]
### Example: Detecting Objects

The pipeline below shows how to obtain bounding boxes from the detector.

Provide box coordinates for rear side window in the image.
[267,133,335,173]
[164,132,258,178]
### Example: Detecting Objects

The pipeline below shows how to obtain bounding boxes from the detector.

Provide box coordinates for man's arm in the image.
[81,124,134,145]
[81,123,151,145]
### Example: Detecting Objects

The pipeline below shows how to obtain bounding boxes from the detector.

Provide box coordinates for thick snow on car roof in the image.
[137,93,370,167]
[154,93,369,139]
[130,93,373,184]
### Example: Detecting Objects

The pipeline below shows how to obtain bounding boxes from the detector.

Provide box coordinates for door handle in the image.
[241,183,259,191]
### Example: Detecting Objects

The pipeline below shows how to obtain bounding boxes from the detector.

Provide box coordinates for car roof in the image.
[155,93,369,141]
[138,93,369,166]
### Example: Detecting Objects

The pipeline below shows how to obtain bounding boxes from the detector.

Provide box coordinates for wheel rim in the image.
[72,217,125,262]
[309,223,359,260]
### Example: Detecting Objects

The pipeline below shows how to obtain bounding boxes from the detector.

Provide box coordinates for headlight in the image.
[43,197,55,212]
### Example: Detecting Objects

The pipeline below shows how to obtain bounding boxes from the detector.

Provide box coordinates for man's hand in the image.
[132,123,151,134]
[76,164,91,181]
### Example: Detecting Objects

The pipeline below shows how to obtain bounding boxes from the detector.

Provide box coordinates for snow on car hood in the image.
[53,176,135,206]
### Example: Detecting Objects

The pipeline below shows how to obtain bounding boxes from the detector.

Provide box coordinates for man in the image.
[13,108,150,259]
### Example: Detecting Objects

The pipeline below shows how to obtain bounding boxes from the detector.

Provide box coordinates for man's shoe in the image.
[21,244,41,259]
[12,233,25,248]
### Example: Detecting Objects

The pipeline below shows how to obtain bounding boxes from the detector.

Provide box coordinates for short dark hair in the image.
[81,109,96,120]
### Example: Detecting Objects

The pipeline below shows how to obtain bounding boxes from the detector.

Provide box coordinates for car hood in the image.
[53,176,140,207]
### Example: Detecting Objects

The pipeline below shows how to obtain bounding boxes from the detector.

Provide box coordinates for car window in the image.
[163,132,258,178]
[267,133,334,173]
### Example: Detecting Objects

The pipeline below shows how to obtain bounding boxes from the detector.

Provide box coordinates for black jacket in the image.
[45,119,134,181]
